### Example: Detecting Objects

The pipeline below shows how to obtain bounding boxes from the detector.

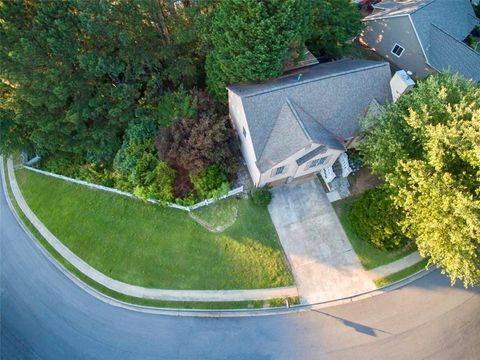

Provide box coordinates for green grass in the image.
[374,259,429,288]
[333,198,416,270]
[189,198,239,232]
[3,161,298,309]
[14,168,293,290]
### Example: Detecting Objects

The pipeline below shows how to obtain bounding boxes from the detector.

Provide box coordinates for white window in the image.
[308,157,327,169]
[272,166,285,177]
[391,43,405,57]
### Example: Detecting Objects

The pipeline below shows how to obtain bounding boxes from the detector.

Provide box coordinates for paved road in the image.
[269,179,375,304]
[1,176,480,359]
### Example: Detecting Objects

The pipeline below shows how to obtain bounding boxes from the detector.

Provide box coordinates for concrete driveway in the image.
[268,178,376,304]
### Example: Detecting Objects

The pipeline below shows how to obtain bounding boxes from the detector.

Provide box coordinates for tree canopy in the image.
[359,73,480,286]
[0,0,208,162]
[205,0,313,100]
[308,0,364,58]
[0,0,367,203]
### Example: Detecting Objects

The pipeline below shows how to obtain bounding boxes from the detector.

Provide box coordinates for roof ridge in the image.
[430,23,480,57]
[255,99,309,162]
[409,0,437,16]
[237,62,389,99]
[285,98,312,141]
[288,99,341,141]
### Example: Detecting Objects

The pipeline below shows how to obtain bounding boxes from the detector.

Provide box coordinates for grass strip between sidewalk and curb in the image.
[2,160,299,310]
[374,259,430,288]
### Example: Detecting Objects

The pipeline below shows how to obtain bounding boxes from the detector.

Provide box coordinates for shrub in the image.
[191,164,229,199]
[40,155,83,178]
[131,157,175,202]
[156,88,197,127]
[474,4,480,18]
[348,187,408,251]
[466,34,478,50]
[155,111,239,178]
[472,25,480,37]
[250,187,272,206]
[77,164,116,187]
[113,120,157,174]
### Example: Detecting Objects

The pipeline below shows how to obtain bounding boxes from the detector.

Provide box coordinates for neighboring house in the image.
[227,60,392,187]
[360,0,480,81]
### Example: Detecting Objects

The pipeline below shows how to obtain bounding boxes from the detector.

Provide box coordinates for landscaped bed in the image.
[14,168,293,290]
[333,197,417,270]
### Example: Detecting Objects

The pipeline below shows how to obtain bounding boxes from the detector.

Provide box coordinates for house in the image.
[227,59,392,188]
[360,0,480,81]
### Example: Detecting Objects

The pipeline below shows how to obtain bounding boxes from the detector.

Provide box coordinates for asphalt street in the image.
[1,174,479,360]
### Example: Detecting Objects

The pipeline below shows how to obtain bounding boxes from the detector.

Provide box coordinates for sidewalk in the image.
[2,157,298,302]
[368,252,424,279]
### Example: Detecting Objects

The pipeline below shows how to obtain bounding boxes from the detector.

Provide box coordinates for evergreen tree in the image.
[308,0,364,58]
[0,0,204,162]
[205,0,313,101]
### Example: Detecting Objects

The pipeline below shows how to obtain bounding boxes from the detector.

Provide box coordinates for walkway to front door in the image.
[268,178,376,304]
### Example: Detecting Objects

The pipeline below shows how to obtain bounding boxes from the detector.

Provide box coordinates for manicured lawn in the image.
[189,198,239,232]
[374,259,429,288]
[333,198,417,270]
[15,168,293,290]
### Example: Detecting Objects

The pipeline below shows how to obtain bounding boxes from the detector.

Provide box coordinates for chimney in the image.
[390,70,415,102]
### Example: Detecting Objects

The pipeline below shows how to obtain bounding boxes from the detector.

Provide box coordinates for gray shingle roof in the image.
[364,0,432,20]
[428,24,480,81]
[255,99,346,172]
[364,0,480,81]
[256,100,312,171]
[228,59,392,172]
[410,0,478,52]
[289,100,346,152]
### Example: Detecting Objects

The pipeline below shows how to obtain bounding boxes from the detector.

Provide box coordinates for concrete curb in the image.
[1,156,435,317]
[4,157,298,302]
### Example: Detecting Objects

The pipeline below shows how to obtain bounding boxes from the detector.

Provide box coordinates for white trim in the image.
[362,13,410,22]
[391,43,405,57]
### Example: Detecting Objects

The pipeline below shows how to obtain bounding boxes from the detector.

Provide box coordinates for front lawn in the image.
[189,198,239,232]
[15,168,293,290]
[333,197,416,270]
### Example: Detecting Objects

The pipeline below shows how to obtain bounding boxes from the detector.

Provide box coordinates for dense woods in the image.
[0,0,363,203]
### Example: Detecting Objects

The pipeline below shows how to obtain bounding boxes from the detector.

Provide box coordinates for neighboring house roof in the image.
[364,0,480,81]
[365,0,434,20]
[228,60,392,172]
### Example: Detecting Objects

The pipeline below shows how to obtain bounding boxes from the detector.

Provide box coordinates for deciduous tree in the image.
[359,73,480,286]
